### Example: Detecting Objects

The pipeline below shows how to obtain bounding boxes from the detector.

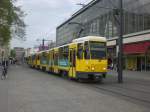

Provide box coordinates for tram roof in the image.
[35,36,106,53]
[72,36,106,43]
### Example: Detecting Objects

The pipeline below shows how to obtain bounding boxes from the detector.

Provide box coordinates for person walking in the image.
[1,58,8,80]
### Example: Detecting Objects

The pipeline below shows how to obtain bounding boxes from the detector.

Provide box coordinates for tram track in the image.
[73,74,150,107]
[85,82,150,107]
[65,74,150,107]
[92,85,150,105]
[102,84,150,95]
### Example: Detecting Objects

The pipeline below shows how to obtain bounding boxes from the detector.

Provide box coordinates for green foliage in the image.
[0,0,26,45]
[0,26,10,44]
[10,49,16,58]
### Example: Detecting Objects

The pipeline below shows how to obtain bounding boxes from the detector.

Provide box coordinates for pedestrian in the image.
[110,62,114,70]
[1,58,8,79]
[108,58,113,70]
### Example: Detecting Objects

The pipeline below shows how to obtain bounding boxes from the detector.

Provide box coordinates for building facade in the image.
[56,0,150,71]
[14,47,25,64]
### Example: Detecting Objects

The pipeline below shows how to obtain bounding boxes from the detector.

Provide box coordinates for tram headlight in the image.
[103,67,106,70]
[91,67,95,71]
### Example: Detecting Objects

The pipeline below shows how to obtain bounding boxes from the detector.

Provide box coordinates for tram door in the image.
[69,49,76,78]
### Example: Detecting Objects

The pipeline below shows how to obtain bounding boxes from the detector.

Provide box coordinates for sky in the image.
[11,0,91,48]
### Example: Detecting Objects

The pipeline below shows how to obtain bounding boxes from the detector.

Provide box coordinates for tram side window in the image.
[41,52,48,65]
[51,52,54,65]
[37,55,40,60]
[54,53,58,66]
[77,43,83,59]
[59,46,69,67]
[32,55,35,60]
[40,55,42,63]
[46,53,49,65]
[63,46,69,59]
[84,41,90,59]
[52,51,54,65]
[58,47,63,60]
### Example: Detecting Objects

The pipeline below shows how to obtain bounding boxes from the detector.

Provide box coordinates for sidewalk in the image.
[108,70,150,80]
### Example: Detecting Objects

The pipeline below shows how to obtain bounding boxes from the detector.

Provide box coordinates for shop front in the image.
[124,41,150,71]
[146,47,150,71]
[107,46,116,68]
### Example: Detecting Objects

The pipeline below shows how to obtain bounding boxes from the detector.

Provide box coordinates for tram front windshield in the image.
[89,41,106,59]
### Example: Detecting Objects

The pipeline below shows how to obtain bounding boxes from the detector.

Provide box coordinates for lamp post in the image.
[98,0,124,83]
[97,0,124,83]
[118,0,123,83]
[93,0,124,83]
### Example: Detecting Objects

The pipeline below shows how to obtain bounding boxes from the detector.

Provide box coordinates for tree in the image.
[10,49,16,58]
[0,0,26,45]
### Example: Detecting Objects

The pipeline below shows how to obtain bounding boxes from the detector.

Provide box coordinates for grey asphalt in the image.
[0,65,149,112]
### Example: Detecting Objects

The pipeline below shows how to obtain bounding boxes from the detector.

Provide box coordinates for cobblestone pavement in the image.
[0,65,149,112]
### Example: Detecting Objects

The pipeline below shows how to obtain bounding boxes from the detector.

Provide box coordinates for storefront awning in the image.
[123,41,150,54]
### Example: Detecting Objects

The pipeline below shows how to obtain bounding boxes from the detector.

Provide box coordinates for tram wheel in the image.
[94,77,103,83]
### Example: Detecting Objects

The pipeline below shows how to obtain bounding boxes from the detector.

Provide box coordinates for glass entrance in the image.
[137,56,147,71]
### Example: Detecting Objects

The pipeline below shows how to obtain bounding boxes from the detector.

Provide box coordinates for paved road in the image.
[98,70,150,107]
[0,65,149,112]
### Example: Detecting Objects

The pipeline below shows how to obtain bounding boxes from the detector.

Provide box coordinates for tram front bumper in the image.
[76,72,106,79]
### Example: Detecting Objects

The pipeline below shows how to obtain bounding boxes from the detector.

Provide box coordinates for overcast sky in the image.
[11,0,91,48]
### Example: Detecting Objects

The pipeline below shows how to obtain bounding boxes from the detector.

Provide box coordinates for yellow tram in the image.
[28,36,108,82]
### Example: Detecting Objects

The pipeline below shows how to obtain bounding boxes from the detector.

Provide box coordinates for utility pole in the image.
[42,38,45,50]
[37,38,52,51]
[118,0,123,83]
